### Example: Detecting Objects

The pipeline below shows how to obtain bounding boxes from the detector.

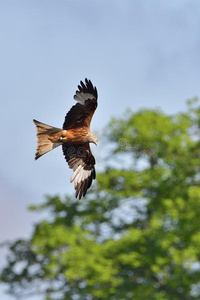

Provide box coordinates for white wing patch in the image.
[70,165,92,189]
[74,92,95,105]
[70,165,82,182]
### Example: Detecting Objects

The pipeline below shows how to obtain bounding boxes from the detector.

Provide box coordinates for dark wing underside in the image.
[62,143,96,199]
[63,78,98,130]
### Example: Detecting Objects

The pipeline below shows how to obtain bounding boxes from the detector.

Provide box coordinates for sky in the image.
[1,0,200,299]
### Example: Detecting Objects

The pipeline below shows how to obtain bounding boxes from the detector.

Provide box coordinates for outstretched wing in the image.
[62,143,96,199]
[63,78,98,130]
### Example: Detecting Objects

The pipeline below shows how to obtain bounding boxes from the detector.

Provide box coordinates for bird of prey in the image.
[33,78,98,199]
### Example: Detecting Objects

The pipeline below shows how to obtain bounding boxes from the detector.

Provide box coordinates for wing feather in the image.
[63,78,98,130]
[62,143,96,199]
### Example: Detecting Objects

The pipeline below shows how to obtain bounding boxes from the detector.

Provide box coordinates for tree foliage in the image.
[1,99,200,300]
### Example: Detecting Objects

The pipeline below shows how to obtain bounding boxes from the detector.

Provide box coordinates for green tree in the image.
[1,99,200,300]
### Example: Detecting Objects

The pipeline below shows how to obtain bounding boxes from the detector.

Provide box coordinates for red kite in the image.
[33,79,98,199]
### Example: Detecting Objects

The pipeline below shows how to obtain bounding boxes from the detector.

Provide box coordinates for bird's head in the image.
[89,132,98,146]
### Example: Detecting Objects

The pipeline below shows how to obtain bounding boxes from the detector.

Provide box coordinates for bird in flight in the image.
[33,78,98,199]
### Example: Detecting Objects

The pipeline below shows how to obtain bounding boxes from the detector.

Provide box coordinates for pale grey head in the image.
[87,131,98,145]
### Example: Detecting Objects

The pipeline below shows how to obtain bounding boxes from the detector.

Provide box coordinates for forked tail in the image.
[33,119,62,160]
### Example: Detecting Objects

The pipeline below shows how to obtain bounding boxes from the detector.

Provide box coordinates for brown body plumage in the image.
[33,78,98,199]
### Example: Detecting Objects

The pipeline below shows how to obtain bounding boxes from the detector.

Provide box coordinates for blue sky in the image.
[1,1,200,299]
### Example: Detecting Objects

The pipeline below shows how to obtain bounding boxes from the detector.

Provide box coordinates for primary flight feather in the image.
[33,78,98,199]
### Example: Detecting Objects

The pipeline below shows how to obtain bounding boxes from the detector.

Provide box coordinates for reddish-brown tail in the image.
[33,119,62,160]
